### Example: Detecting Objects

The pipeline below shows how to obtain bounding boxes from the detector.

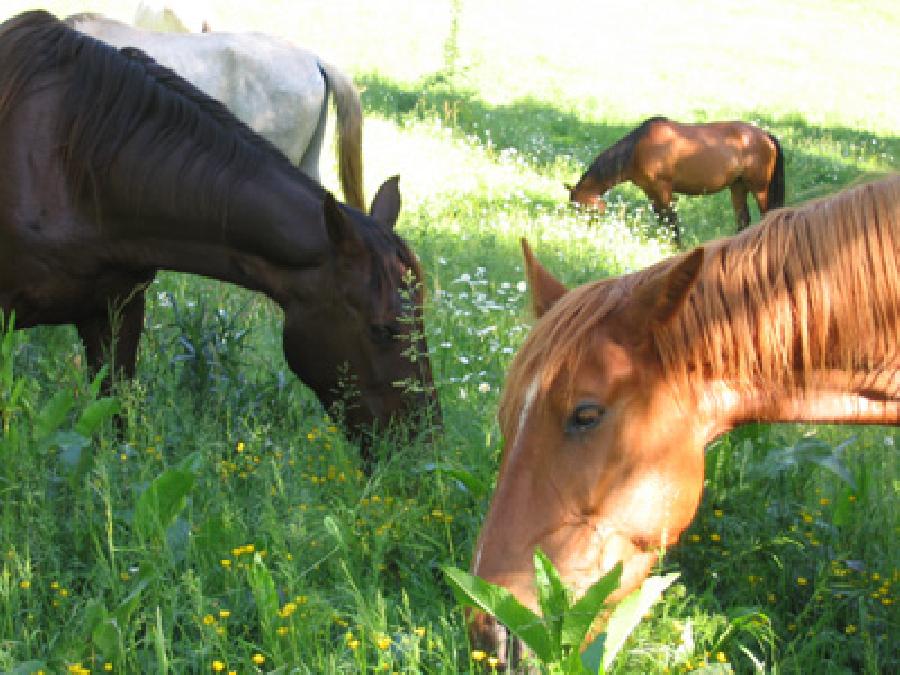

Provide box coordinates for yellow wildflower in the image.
[252,653,265,666]
[211,661,225,672]
[471,649,487,662]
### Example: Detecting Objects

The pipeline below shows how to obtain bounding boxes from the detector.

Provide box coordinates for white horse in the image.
[67,14,365,209]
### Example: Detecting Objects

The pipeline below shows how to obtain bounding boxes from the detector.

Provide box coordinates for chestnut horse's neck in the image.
[665,179,900,438]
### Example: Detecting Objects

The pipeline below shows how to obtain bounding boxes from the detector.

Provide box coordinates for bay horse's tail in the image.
[766,132,785,210]
[318,61,365,210]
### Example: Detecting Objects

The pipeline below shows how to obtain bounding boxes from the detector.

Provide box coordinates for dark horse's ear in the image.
[324,192,365,257]
[521,238,568,319]
[633,247,704,326]
[370,175,401,230]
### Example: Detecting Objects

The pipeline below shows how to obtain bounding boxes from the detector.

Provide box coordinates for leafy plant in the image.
[444,550,678,673]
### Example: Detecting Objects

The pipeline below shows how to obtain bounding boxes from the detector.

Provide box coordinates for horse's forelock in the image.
[498,275,637,439]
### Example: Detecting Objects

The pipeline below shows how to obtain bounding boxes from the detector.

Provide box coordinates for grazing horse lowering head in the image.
[567,180,607,213]
[471,175,900,664]
[0,11,438,457]
[280,179,439,444]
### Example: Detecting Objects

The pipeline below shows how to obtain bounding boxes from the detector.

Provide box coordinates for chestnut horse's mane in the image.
[501,174,900,433]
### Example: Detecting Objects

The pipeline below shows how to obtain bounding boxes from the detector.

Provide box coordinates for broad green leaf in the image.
[581,632,607,675]
[89,364,110,399]
[443,566,555,661]
[55,431,90,470]
[34,389,75,438]
[134,469,196,541]
[75,397,120,436]
[420,462,488,498]
[561,563,622,648]
[92,618,121,658]
[533,548,570,654]
[82,599,109,637]
[602,572,679,669]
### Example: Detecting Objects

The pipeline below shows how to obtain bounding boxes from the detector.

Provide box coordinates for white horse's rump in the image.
[68,15,365,209]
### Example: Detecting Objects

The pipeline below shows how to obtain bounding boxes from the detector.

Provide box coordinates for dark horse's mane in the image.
[584,116,668,184]
[0,11,419,293]
[0,10,318,219]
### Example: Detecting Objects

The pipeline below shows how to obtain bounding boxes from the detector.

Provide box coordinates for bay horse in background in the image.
[0,11,438,461]
[569,117,785,246]
[472,174,899,666]
[67,13,366,210]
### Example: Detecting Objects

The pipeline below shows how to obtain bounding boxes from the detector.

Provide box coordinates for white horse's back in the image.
[68,15,364,208]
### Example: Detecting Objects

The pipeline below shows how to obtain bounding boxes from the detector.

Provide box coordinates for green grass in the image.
[1,1,898,673]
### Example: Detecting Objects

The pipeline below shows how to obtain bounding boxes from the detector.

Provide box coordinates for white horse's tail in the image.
[318,61,364,210]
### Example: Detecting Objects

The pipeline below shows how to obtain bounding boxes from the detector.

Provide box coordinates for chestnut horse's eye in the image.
[566,403,605,434]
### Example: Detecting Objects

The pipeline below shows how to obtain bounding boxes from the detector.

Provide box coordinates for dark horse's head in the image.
[282,177,440,455]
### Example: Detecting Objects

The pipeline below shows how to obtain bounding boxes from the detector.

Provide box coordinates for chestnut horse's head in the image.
[470,239,706,660]
[280,177,439,453]
[567,178,607,213]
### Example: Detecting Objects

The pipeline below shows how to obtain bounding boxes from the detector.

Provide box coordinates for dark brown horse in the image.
[569,117,785,245]
[0,11,438,457]
[472,175,898,666]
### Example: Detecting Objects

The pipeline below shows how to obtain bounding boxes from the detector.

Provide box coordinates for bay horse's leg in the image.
[730,182,751,230]
[75,286,147,390]
[751,186,770,217]
[647,183,680,246]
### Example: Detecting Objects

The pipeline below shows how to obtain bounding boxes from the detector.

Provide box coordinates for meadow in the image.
[1,1,898,673]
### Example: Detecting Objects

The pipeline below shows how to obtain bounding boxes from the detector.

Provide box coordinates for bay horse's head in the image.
[470,240,705,662]
[280,177,439,456]
[567,179,607,213]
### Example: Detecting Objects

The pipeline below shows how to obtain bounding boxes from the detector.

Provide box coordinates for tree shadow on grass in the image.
[358,71,899,209]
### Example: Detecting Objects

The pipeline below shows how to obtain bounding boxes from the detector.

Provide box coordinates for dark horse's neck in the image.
[43,17,339,304]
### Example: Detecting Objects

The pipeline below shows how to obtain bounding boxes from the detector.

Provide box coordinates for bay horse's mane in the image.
[501,175,900,432]
[582,116,668,185]
[0,11,418,296]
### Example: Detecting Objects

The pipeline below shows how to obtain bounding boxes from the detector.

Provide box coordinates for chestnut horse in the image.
[569,117,785,245]
[0,11,437,459]
[67,13,365,210]
[472,174,899,664]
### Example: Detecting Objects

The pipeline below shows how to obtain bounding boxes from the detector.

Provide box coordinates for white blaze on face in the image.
[472,373,542,574]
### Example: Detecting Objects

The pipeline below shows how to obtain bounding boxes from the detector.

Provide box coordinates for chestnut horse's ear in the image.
[521,238,568,318]
[634,247,704,325]
[370,175,401,230]
[324,193,365,257]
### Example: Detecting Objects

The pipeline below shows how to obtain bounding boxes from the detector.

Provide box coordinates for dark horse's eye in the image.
[566,403,605,434]
[370,323,400,345]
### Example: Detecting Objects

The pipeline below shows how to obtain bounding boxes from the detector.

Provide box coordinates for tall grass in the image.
[1,1,898,673]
